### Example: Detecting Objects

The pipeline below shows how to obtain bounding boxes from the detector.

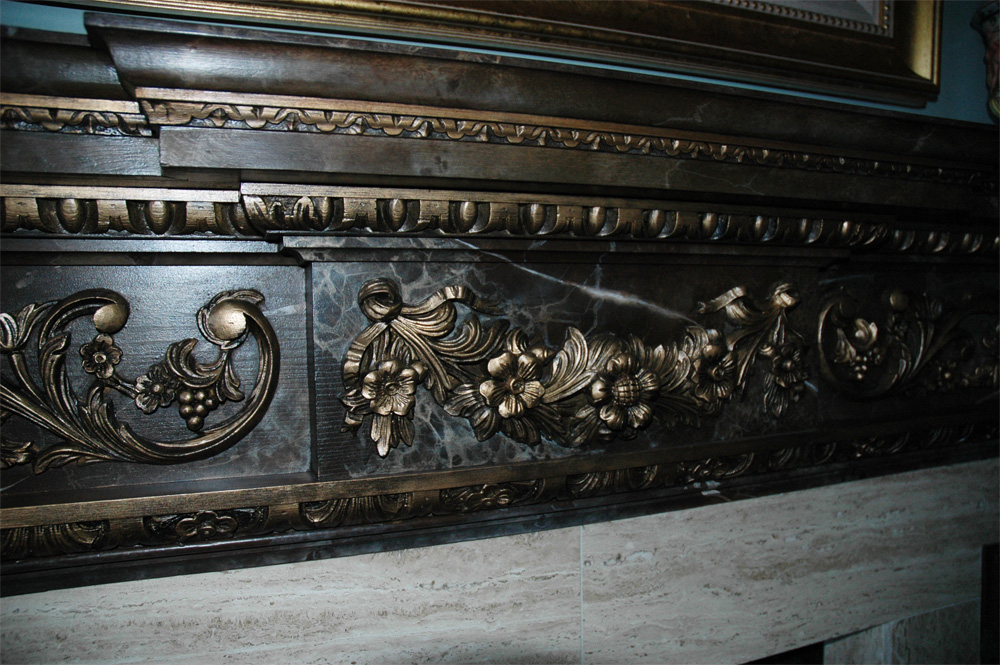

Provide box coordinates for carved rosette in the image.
[818,288,999,398]
[340,279,808,457]
[0,289,280,472]
[143,507,269,544]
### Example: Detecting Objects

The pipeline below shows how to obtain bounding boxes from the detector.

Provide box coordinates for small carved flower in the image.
[175,511,238,541]
[444,339,555,445]
[357,358,427,457]
[134,364,179,414]
[589,352,661,432]
[79,334,122,380]
[479,351,545,419]
[362,358,425,417]
[927,358,961,392]
[767,342,808,393]
[692,332,736,407]
[761,340,808,417]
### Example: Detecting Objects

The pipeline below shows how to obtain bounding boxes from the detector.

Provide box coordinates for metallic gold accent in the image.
[438,480,546,513]
[5,184,996,255]
[341,279,807,457]
[1,95,148,137]
[1,521,112,559]
[678,454,755,483]
[565,466,659,499]
[0,289,280,472]
[1,185,251,236]
[143,507,268,543]
[818,288,999,397]
[141,97,983,187]
[243,187,998,255]
[300,493,414,528]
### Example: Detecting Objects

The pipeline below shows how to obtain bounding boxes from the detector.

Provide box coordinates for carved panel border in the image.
[137,94,986,188]
[2,420,994,561]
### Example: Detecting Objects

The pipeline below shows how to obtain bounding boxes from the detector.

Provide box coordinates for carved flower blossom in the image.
[479,351,546,419]
[762,341,809,417]
[134,363,179,414]
[768,342,808,392]
[444,335,556,445]
[588,352,660,432]
[567,336,671,445]
[79,334,122,380]
[362,359,424,417]
[351,357,428,457]
[692,330,736,408]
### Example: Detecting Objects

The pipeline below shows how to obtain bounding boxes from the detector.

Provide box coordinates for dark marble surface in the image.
[310,246,818,479]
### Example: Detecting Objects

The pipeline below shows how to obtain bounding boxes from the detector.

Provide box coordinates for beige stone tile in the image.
[580,460,998,664]
[1,528,582,665]
[890,600,980,664]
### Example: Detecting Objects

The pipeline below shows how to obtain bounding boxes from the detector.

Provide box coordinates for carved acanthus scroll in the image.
[0,289,280,472]
[341,279,808,457]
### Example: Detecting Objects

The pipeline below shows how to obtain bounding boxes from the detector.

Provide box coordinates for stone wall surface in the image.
[2,459,996,665]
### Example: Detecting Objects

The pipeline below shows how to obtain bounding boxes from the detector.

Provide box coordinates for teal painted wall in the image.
[0,0,993,124]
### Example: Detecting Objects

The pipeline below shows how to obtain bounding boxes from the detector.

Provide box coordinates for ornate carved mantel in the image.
[1,13,996,594]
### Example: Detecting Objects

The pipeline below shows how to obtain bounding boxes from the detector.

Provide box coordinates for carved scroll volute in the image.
[1,289,280,472]
[818,288,999,398]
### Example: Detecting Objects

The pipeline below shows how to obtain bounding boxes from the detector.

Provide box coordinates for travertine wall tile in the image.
[3,460,996,665]
[1,529,582,665]
[580,460,998,664]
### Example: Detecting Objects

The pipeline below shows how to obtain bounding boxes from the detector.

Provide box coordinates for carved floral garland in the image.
[341,279,807,457]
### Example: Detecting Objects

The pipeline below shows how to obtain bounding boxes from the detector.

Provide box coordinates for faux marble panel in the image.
[1,527,582,665]
[580,459,998,664]
[311,257,816,478]
[1,264,312,494]
[824,624,890,664]
[824,599,982,664]
[890,600,980,664]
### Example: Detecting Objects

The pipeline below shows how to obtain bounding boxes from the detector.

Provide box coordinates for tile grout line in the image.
[580,525,585,665]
